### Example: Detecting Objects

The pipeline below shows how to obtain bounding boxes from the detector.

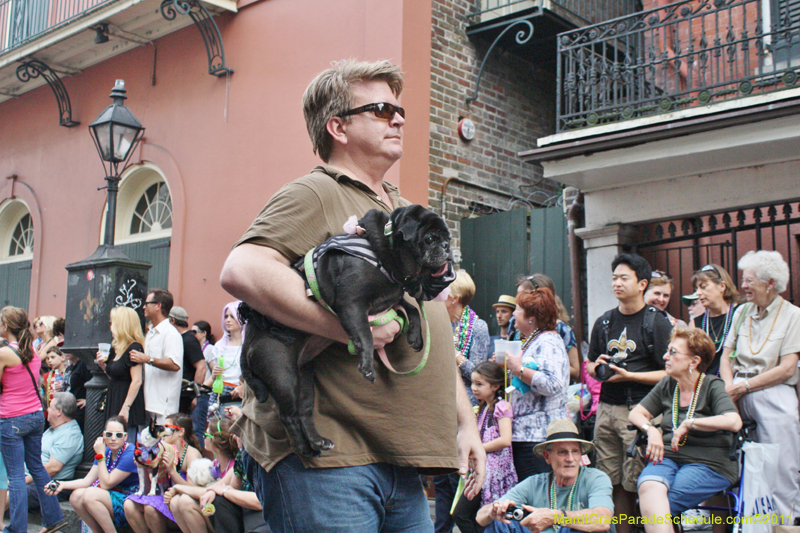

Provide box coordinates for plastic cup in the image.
[506,340,522,356]
[98,343,111,361]
[494,340,508,363]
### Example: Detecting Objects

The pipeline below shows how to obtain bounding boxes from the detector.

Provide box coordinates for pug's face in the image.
[390,205,452,277]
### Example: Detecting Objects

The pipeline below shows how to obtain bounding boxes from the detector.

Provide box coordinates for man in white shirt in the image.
[130,288,183,423]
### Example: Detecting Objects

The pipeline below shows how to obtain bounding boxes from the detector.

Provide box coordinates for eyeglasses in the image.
[164,424,181,431]
[650,271,673,281]
[191,329,201,335]
[667,348,692,357]
[524,275,540,290]
[697,264,722,278]
[338,102,405,121]
[103,431,125,439]
[143,301,158,307]
[204,432,214,440]
[741,276,760,286]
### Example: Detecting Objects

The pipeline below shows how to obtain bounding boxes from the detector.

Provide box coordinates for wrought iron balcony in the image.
[0,0,113,56]
[556,0,800,132]
[470,0,642,26]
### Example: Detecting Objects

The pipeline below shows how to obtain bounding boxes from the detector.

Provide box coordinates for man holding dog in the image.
[477,419,614,533]
[221,60,484,532]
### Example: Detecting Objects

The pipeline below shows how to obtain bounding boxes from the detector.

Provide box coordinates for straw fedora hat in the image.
[533,419,594,457]
[492,295,516,310]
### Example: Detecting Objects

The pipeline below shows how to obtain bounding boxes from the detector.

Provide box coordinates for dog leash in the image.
[303,247,430,376]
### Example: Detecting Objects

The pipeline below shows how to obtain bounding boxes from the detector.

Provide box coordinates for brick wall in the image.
[429,0,561,260]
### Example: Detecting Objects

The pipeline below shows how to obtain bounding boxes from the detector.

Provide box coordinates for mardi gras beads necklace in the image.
[550,467,581,511]
[672,373,705,446]
[454,306,477,357]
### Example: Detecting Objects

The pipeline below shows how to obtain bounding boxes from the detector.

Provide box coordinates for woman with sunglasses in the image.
[690,264,740,376]
[45,416,139,533]
[167,416,244,533]
[629,328,742,533]
[124,413,203,533]
[0,306,66,533]
[97,306,146,433]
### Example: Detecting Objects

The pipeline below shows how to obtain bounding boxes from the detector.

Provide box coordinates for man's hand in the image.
[522,507,558,533]
[129,350,150,365]
[371,320,401,350]
[457,425,486,500]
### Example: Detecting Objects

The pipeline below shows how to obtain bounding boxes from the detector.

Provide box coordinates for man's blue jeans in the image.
[247,452,434,532]
[1,411,64,533]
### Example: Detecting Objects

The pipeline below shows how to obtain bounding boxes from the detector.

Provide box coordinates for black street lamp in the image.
[64,80,150,473]
[88,79,145,247]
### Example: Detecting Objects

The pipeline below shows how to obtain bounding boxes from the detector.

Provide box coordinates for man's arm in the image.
[43,456,65,478]
[192,359,206,384]
[220,243,399,348]
[455,368,486,500]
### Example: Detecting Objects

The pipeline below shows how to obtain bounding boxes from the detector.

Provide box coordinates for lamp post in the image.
[89,79,145,248]
[64,80,151,472]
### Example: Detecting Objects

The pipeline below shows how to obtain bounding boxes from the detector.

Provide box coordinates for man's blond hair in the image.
[303,59,404,162]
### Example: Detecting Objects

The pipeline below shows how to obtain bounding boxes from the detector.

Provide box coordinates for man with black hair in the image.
[585,254,672,533]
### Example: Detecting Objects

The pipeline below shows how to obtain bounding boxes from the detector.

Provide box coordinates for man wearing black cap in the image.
[169,306,207,413]
[477,419,613,533]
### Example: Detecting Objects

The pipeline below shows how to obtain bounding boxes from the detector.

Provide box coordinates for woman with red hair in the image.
[505,286,570,481]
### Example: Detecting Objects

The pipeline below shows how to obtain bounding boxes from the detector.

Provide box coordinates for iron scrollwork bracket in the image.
[160,0,233,77]
[16,60,80,127]
[466,19,534,105]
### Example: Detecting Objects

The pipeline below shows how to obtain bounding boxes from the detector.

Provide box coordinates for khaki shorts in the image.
[593,401,659,493]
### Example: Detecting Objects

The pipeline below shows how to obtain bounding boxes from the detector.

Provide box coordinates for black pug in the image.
[238,204,453,457]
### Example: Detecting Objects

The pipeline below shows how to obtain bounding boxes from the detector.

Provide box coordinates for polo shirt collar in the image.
[313,165,400,199]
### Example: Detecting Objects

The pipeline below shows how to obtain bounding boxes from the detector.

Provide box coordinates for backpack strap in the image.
[600,309,614,352]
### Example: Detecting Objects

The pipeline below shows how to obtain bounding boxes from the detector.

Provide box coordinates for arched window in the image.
[130,182,172,236]
[0,200,33,308]
[106,163,173,289]
[9,213,33,258]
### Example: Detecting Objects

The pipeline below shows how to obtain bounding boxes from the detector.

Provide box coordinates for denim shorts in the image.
[638,457,732,515]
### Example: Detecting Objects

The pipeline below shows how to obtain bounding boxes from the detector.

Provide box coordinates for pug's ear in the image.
[392,205,423,242]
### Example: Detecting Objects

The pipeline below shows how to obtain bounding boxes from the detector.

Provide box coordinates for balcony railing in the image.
[0,0,113,56]
[556,0,800,132]
[470,0,642,26]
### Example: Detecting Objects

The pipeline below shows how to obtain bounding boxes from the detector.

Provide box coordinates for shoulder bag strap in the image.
[7,344,45,407]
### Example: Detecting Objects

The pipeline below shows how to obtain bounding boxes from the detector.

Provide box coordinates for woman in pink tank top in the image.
[0,306,66,533]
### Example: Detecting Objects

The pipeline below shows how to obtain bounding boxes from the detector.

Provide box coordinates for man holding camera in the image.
[585,254,672,533]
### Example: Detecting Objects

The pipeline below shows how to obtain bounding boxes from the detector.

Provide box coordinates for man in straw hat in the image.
[477,419,613,533]
[491,295,516,342]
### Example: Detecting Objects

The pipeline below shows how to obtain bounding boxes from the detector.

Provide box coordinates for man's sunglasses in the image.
[338,102,405,121]
[103,431,125,439]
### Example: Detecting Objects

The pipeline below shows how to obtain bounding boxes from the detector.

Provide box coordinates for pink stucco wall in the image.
[0,0,433,325]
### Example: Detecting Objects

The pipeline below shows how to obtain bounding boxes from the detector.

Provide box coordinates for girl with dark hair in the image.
[505,288,570,481]
[0,306,66,533]
[124,412,203,533]
[453,361,517,533]
[45,416,138,532]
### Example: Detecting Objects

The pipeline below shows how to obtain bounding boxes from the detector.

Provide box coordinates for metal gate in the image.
[460,206,573,335]
[634,199,800,321]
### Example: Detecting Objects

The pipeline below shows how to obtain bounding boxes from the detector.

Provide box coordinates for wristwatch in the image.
[147,356,154,366]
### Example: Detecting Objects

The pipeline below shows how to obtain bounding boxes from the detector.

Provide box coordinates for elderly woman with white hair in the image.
[720,250,800,520]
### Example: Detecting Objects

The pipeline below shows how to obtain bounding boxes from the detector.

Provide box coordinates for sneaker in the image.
[682,509,711,531]
[40,519,69,533]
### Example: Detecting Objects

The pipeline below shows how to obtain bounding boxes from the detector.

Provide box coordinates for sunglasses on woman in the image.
[338,102,405,121]
[103,431,125,439]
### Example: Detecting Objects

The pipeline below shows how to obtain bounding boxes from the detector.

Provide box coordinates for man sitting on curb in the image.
[26,392,84,507]
[477,419,614,533]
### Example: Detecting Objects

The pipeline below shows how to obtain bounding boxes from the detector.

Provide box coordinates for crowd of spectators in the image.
[3,56,800,533]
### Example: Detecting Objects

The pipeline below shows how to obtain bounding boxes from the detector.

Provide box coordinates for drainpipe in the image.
[567,191,585,345]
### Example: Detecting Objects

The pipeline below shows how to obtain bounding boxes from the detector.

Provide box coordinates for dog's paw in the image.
[310,437,334,453]
[359,364,376,383]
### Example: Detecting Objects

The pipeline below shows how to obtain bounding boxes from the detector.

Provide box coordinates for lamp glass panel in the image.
[112,125,138,161]
[92,123,112,160]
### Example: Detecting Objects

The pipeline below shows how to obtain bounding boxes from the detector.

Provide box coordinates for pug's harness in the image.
[299,220,446,376]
